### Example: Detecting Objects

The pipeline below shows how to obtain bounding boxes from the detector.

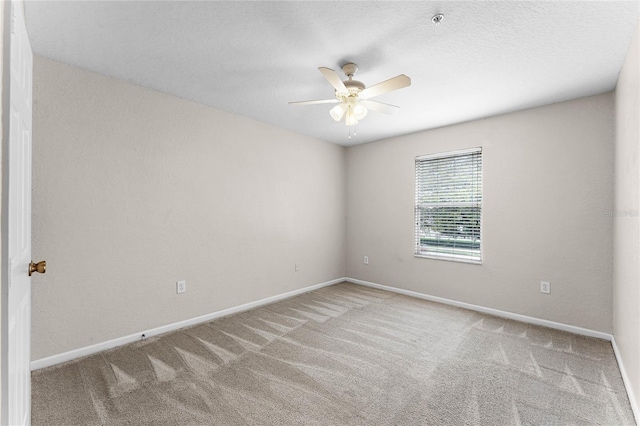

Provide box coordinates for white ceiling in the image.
[25,1,639,146]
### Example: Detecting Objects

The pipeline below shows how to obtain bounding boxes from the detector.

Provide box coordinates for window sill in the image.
[414,253,482,265]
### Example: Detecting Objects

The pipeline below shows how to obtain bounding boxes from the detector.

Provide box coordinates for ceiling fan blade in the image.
[360,99,400,115]
[318,67,348,94]
[360,74,411,99]
[289,99,340,106]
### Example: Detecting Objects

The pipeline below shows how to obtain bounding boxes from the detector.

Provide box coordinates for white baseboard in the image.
[33,275,637,423]
[30,276,615,368]
[30,277,346,371]
[346,277,612,341]
[611,336,639,424]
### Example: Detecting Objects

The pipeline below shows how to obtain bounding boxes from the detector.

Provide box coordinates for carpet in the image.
[31,282,636,425]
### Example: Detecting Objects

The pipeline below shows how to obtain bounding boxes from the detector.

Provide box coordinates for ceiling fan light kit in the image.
[330,96,368,124]
[290,62,411,128]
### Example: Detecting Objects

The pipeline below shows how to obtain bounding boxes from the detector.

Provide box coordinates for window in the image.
[415,148,482,263]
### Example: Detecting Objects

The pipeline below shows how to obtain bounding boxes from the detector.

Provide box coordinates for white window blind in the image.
[415,148,482,263]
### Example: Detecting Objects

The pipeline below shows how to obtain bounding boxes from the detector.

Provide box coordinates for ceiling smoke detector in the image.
[432,14,444,26]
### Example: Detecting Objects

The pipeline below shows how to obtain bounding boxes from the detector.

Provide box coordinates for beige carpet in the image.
[32,282,635,425]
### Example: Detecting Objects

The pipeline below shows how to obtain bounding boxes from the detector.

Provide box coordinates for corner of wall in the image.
[613,19,640,422]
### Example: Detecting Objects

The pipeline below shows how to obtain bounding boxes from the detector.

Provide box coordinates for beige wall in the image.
[31,57,346,360]
[346,93,614,332]
[614,22,640,414]
[32,53,622,364]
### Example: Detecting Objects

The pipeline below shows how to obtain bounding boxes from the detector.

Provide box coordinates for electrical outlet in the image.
[295,263,299,272]
[364,256,369,265]
[177,280,186,294]
[540,281,550,294]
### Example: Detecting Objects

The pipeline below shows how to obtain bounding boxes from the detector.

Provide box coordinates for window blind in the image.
[415,147,482,263]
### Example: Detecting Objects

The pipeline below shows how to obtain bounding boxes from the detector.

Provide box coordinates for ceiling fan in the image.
[289,63,411,126]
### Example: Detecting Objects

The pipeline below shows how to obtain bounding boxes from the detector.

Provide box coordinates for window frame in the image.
[414,147,483,264]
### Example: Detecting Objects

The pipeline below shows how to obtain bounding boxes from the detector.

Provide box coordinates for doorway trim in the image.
[1,0,13,423]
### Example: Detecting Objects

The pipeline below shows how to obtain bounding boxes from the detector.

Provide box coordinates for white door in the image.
[6,0,34,424]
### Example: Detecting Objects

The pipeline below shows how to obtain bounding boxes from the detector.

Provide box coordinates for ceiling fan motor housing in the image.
[336,81,365,100]
[344,80,365,91]
[335,62,365,98]
[335,63,364,100]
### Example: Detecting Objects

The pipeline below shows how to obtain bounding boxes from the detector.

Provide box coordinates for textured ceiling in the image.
[25,1,639,146]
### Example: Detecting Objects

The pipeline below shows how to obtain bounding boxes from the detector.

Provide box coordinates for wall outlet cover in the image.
[177,280,186,294]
